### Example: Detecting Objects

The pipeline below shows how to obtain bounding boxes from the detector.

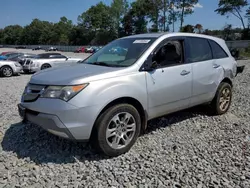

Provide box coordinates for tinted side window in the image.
[49,55,66,59]
[209,40,228,59]
[153,40,184,67]
[187,37,212,63]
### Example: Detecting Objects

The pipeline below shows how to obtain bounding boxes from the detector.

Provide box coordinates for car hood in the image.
[0,60,15,64]
[30,63,123,85]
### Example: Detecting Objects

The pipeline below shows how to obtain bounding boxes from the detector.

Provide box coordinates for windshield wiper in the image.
[86,61,127,67]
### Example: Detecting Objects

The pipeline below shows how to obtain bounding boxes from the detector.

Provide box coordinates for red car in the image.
[1,51,16,55]
[74,47,85,53]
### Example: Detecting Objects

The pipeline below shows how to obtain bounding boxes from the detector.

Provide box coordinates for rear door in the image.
[208,39,234,77]
[186,37,223,106]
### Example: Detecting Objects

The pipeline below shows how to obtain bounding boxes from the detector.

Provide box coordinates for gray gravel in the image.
[0,60,250,188]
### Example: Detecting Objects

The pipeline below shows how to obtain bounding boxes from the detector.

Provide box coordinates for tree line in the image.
[0,0,250,46]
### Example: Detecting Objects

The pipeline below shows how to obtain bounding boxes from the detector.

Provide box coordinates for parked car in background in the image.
[84,46,93,53]
[45,47,58,51]
[32,46,43,51]
[0,55,7,60]
[1,51,16,56]
[17,33,245,157]
[22,53,82,73]
[15,46,26,49]
[0,60,22,77]
[74,47,85,53]
[85,46,101,53]
[92,46,101,53]
[8,53,36,65]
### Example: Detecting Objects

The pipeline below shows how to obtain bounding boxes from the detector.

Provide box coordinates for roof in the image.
[122,32,225,42]
[123,32,167,39]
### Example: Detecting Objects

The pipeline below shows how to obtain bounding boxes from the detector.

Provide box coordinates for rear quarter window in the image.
[209,40,228,59]
[187,37,212,63]
[49,55,66,59]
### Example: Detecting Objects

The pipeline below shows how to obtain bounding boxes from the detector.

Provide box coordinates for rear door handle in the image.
[180,70,190,76]
[213,64,220,68]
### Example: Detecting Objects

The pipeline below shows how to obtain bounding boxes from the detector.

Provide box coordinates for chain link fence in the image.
[1,40,250,52]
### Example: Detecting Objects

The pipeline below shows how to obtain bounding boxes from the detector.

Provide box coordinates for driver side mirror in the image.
[143,60,159,71]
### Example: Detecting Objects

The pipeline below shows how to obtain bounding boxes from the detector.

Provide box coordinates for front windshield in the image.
[6,53,20,58]
[82,38,156,67]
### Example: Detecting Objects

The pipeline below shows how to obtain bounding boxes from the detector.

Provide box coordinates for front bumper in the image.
[18,98,101,141]
[13,66,23,74]
[22,65,40,73]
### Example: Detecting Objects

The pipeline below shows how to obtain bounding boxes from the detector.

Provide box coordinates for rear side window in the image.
[49,55,66,58]
[187,37,212,63]
[209,40,228,59]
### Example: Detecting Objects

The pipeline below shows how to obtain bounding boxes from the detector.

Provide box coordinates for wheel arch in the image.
[91,97,148,137]
[41,63,52,70]
[0,65,13,77]
[221,77,233,87]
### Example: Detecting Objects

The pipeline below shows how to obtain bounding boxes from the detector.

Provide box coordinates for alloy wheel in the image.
[219,88,231,111]
[106,112,136,150]
[2,67,13,77]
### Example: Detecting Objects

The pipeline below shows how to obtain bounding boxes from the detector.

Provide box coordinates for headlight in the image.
[41,84,88,101]
[14,62,21,67]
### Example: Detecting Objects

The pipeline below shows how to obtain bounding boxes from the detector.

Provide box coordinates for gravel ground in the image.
[0,59,249,188]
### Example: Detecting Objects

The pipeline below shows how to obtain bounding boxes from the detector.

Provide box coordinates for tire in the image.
[210,82,232,115]
[41,64,51,70]
[90,104,141,157]
[0,66,13,77]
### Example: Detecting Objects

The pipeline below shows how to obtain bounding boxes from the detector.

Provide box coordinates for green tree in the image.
[194,23,203,33]
[120,10,134,36]
[2,25,23,45]
[78,2,113,31]
[180,24,194,32]
[77,2,116,45]
[179,0,198,30]
[215,0,248,29]
[120,0,148,35]
[111,0,129,37]
[143,0,163,32]
[169,0,181,32]
[53,17,73,44]
[21,19,52,45]
[246,7,250,28]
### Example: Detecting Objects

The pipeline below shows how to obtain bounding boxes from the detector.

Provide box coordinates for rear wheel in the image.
[90,104,141,157]
[41,64,51,70]
[0,66,13,77]
[210,82,232,115]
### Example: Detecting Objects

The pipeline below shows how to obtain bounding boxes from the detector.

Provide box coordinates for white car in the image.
[18,33,244,156]
[22,53,83,73]
[0,60,22,77]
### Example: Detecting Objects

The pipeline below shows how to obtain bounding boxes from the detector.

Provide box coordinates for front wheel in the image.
[210,82,232,115]
[41,64,51,70]
[0,66,13,77]
[90,104,141,157]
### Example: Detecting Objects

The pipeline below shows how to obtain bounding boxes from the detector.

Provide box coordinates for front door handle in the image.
[213,64,220,68]
[180,70,190,76]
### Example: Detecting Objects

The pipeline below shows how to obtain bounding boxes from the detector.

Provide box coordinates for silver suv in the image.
[18,33,244,157]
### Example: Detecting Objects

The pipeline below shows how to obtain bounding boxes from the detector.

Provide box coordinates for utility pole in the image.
[163,0,166,32]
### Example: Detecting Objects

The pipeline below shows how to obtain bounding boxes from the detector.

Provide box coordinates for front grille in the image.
[25,59,32,65]
[22,84,46,102]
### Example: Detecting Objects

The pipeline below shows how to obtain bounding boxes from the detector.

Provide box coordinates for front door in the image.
[145,37,192,119]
